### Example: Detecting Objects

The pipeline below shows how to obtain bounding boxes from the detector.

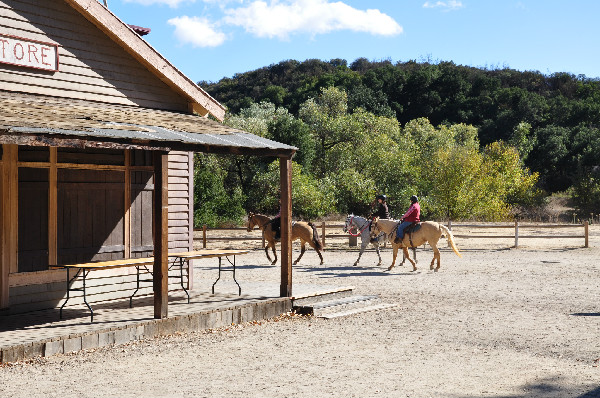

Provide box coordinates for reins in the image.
[346,215,371,237]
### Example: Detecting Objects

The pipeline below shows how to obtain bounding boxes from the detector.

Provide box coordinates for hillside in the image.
[201,58,600,195]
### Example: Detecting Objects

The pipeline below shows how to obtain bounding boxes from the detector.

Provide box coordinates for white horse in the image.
[344,214,385,267]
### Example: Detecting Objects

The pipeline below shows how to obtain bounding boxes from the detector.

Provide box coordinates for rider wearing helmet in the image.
[394,195,420,244]
[371,194,390,219]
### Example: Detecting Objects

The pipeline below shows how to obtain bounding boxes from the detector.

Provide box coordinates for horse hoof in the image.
[353,262,358,267]
[387,266,394,271]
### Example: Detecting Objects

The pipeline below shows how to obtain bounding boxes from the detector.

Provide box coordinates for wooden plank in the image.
[0,73,187,111]
[279,156,292,297]
[153,151,168,319]
[124,150,131,258]
[0,80,187,111]
[48,148,57,266]
[5,145,18,276]
[0,156,5,308]
[187,152,194,262]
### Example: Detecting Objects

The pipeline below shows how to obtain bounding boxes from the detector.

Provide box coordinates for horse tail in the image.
[439,224,462,258]
[308,222,324,250]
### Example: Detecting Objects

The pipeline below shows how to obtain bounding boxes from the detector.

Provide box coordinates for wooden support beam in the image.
[153,151,169,319]
[48,148,57,266]
[1,145,17,308]
[124,150,131,259]
[279,156,293,297]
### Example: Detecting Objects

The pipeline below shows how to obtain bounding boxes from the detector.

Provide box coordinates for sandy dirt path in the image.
[1,225,599,398]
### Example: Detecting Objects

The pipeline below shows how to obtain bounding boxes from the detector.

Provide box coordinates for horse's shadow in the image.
[571,312,600,317]
[296,265,425,278]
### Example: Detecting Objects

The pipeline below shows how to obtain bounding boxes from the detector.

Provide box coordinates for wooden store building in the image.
[0,0,296,318]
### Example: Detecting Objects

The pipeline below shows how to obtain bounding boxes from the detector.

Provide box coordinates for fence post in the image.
[202,225,207,248]
[447,220,452,247]
[514,220,519,248]
[349,234,357,247]
[584,221,589,248]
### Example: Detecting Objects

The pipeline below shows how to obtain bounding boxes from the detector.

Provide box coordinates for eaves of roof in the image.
[0,91,296,157]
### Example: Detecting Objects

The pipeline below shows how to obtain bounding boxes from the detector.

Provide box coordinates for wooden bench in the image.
[56,249,250,322]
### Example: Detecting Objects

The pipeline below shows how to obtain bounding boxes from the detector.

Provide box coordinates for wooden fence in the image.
[195,221,589,249]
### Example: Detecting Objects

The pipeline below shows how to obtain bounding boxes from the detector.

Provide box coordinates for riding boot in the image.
[394,235,402,244]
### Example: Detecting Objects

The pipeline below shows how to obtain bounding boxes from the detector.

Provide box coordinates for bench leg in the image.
[179,258,190,303]
[212,256,241,296]
[60,268,94,322]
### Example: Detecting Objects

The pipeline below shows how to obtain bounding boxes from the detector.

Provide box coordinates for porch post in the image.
[153,151,169,319]
[279,156,293,297]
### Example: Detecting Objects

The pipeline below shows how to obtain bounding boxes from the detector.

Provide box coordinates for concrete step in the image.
[291,286,355,307]
[294,293,397,318]
[319,302,398,319]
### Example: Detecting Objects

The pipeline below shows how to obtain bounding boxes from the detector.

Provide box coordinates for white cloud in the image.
[167,16,227,47]
[423,1,464,11]
[123,0,195,7]
[222,0,403,40]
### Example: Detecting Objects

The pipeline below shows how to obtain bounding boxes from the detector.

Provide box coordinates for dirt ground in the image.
[1,224,599,398]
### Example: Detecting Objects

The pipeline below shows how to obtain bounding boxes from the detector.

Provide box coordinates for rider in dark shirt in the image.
[371,194,390,219]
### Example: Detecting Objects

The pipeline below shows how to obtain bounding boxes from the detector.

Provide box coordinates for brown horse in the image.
[247,212,324,265]
[371,217,462,272]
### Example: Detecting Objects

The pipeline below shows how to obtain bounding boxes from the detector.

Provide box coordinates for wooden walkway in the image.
[0,281,348,364]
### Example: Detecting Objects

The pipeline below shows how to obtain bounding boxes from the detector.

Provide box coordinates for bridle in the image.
[345,215,371,237]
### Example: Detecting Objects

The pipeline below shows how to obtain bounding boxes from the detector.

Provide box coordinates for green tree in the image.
[193,153,246,228]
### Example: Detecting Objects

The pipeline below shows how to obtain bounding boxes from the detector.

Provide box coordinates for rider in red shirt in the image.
[394,195,420,244]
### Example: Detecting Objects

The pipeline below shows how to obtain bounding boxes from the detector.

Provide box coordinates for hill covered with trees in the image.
[196,59,600,225]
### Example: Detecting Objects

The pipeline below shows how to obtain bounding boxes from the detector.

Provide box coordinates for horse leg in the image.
[404,247,417,271]
[430,242,441,272]
[316,246,324,265]
[271,243,278,265]
[387,244,399,271]
[264,242,273,263]
[374,243,382,266]
[293,242,306,265]
[354,241,368,266]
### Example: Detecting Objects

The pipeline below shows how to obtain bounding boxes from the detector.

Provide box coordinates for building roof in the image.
[64,0,226,121]
[0,91,296,156]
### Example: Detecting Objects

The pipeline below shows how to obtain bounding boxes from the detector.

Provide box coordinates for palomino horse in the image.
[247,212,324,265]
[371,217,461,272]
[344,214,385,267]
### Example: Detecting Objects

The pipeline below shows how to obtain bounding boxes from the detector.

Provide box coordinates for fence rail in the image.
[195,221,589,249]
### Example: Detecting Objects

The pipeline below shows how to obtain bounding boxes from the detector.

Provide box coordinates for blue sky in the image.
[104,0,600,84]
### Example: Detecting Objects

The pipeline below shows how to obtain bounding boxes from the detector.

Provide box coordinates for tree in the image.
[193,153,246,228]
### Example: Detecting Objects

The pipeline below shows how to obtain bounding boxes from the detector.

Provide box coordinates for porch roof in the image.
[0,91,296,157]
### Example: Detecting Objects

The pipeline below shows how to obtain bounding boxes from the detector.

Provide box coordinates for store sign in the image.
[0,34,58,72]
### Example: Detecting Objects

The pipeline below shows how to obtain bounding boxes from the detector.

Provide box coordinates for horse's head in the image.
[370,217,381,239]
[343,214,354,233]
[246,212,256,232]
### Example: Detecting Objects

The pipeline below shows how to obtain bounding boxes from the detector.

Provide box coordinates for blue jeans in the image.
[396,221,412,238]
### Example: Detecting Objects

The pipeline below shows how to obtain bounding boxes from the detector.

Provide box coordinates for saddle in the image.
[399,222,421,247]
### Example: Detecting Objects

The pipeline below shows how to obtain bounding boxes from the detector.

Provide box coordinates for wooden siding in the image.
[0,0,189,111]
[168,151,192,252]
[6,147,194,313]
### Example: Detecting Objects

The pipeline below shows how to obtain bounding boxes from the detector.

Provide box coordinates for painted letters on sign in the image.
[0,34,58,72]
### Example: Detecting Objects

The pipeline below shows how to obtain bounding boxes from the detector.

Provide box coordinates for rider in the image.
[394,195,420,244]
[371,194,390,220]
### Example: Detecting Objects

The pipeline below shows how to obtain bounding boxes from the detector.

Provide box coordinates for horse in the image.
[344,214,385,267]
[247,212,324,266]
[370,217,462,272]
